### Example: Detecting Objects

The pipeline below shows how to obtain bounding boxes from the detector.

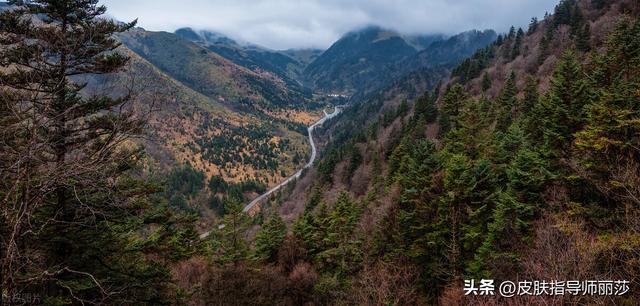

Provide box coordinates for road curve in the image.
[242,106,341,213]
[200,106,341,238]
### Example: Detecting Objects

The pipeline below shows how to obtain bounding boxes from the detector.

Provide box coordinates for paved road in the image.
[243,106,341,212]
[200,106,341,238]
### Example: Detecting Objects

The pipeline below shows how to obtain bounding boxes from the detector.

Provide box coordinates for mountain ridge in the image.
[303,26,496,97]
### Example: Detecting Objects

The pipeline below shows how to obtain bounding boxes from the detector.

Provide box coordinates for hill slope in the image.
[119,29,310,111]
[254,0,640,304]
[85,28,326,227]
[303,26,423,95]
[175,27,317,88]
[303,26,496,98]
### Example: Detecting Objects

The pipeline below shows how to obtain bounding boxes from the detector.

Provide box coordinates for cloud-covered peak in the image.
[103,0,558,50]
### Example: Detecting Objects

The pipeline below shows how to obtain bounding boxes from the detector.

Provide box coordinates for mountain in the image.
[101,28,325,227]
[404,33,448,50]
[402,29,497,72]
[119,29,309,110]
[281,48,324,67]
[303,26,495,97]
[303,26,423,95]
[175,27,316,87]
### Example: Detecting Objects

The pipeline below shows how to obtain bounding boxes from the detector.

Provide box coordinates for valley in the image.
[1,0,638,305]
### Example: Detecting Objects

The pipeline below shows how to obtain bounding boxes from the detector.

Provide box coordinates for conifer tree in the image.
[319,192,362,275]
[576,23,591,51]
[574,19,640,211]
[521,76,539,117]
[538,35,551,65]
[397,99,410,118]
[533,50,592,153]
[219,199,250,265]
[511,28,525,59]
[496,72,518,130]
[481,72,492,93]
[528,17,538,34]
[439,84,468,135]
[507,26,516,39]
[254,214,287,262]
[0,0,190,304]
[414,91,438,123]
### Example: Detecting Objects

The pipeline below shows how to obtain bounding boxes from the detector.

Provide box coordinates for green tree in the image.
[468,123,551,277]
[481,72,492,92]
[521,76,539,116]
[414,91,438,123]
[511,28,525,59]
[538,35,551,65]
[209,175,229,193]
[573,19,640,215]
[397,99,410,118]
[528,17,538,34]
[218,199,250,265]
[0,1,189,304]
[254,214,287,262]
[531,50,592,153]
[507,26,516,39]
[317,192,362,275]
[439,84,469,135]
[497,72,518,130]
[576,23,591,52]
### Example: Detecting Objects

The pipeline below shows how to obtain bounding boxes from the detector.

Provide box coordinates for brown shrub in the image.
[347,259,421,306]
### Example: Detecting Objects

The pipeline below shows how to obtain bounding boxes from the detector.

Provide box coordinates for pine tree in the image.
[576,23,591,52]
[496,72,518,130]
[521,76,539,116]
[209,175,229,193]
[254,214,287,262]
[533,50,592,152]
[414,91,438,123]
[528,17,538,34]
[554,0,576,27]
[0,1,188,304]
[468,123,550,277]
[574,19,640,213]
[538,35,551,65]
[439,84,468,135]
[507,26,516,40]
[446,99,493,158]
[481,72,492,93]
[511,28,525,59]
[318,192,362,275]
[397,99,410,118]
[219,199,250,265]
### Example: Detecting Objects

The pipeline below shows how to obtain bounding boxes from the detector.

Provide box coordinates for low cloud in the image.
[103,0,558,50]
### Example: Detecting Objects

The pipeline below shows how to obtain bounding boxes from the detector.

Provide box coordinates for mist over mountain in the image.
[101,0,558,49]
[174,27,314,87]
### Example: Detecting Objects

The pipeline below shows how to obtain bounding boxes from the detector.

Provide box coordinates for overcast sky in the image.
[102,0,558,50]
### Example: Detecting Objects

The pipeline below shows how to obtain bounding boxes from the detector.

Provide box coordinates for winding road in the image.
[200,106,341,238]
[243,106,341,213]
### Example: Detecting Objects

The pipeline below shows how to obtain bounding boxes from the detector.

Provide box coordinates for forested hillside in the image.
[241,0,639,304]
[0,0,324,232]
[102,30,320,230]
[303,26,496,97]
[174,27,315,90]
[119,29,309,110]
